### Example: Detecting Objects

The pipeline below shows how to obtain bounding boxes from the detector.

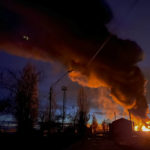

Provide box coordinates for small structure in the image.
[109,118,132,138]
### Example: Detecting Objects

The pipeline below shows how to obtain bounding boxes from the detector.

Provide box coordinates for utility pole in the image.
[129,111,132,122]
[49,87,53,123]
[61,86,67,129]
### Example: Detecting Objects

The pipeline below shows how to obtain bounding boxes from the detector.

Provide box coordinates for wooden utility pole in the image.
[129,111,132,121]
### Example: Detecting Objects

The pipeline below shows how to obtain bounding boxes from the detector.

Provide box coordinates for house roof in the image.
[112,118,131,125]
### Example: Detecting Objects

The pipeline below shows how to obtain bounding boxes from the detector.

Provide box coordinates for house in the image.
[109,118,132,138]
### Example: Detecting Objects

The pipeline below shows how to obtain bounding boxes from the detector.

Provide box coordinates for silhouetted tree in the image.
[0,98,12,113]
[48,88,57,123]
[15,64,39,134]
[0,70,22,116]
[77,87,90,136]
[67,106,78,131]
[91,114,98,134]
[0,64,39,135]
[102,120,109,133]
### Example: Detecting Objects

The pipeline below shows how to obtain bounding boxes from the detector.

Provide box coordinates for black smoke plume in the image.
[0,0,148,120]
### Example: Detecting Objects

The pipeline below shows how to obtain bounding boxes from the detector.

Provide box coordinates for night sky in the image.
[0,0,150,122]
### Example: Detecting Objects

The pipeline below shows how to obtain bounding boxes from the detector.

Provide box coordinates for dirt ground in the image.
[1,132,150,150]
[66,135,150,150]
[67,137,120,150]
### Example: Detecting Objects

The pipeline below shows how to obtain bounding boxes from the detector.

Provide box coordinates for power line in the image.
[87,34,112,66]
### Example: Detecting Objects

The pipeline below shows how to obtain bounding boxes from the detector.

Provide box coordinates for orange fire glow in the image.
[134,121,150,132]
[69,71,107,88]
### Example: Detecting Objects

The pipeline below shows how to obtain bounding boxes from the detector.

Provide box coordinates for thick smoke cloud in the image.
[0,0,148,120]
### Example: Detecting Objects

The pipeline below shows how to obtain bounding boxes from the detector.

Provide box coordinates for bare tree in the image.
[91,114,98,134]
[102,120,109,133]
[49,88,57,123]
[0,64,39,135]
[15,64,39,134]
[77,87,90,135]
[0,98,12,114]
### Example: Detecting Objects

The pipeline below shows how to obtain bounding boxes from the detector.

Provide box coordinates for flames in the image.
[134,121,150,132]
